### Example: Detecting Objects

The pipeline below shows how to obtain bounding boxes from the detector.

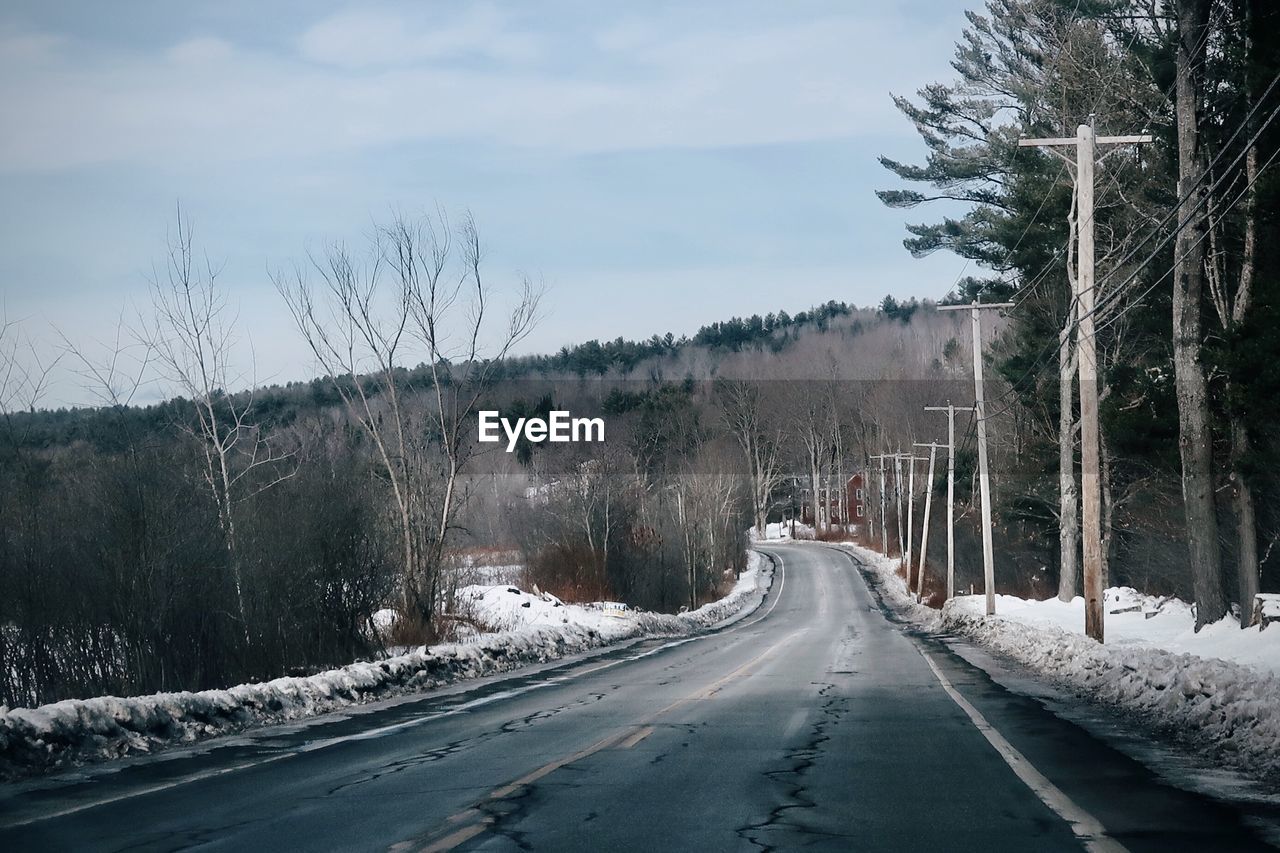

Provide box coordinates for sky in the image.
[0,0,974,407]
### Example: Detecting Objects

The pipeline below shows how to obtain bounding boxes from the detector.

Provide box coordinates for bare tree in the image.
[395,213,541,614]
[55,313,153,410]
[716,379,784,535]
[276,210,541,630]
[791,385,832,537]
[0,310,60,429]
[144,207,295,631]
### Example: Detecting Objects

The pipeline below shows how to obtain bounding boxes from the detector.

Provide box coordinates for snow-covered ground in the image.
[456,561,765,638]
[948,587,1280,675]
[838,542,1280,784]
[751,520,816,541]
[0,553,772,780]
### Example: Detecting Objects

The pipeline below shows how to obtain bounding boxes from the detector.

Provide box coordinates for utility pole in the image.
[926,403,976,601]
[905,453,915,578]
[938,300,1014,615]
[1020,121,1151,642]
[866,459,876,544]
[913,442,944,603]
[893,451,905,565]
[902,453,927,586]
[870,453,890,556]
[881,451,926,579]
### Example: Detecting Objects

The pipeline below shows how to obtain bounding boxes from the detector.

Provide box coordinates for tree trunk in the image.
[809,460,822,536]
[1100,431,1115,590]
[1058,319,1080,602]
[1231,419,1259,625]
[1233,129,1261,626]
[1173,0,1227,629]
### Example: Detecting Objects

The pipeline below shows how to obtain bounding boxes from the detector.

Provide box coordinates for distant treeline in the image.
[504,299,864,375]
[7,299,895,450]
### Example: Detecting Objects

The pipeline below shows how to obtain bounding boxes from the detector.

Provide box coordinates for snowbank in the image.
[837,542,1280,785]
[944,587,1280,676]
[0,553,772,780]
[750,521,815,542]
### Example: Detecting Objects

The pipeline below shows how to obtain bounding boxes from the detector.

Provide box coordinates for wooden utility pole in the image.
[1020,122,1151,642]
[926,403,975,600]
[866,460,877,544]
[903,453,927,586]
[870,453,890,556]
[904,453,914,575]
[938,301,1014,615]
[913,442,944,603]
[893,451,905,564]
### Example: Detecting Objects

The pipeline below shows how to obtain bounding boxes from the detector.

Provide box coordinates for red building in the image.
[800,473,866,528]
[846,473,866,523]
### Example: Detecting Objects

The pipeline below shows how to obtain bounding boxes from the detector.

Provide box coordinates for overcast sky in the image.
[1,0,973,406]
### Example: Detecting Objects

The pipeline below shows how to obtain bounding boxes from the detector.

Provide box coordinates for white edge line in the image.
[919,649,1129,853]
[0,755,294,829]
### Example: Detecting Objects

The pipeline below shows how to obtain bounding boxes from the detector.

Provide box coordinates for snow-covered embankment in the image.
[0,552,772,780]
[838,542,1280,784]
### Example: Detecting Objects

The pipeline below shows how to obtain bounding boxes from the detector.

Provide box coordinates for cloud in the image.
[167,36,233,65]
[297,4,540,68]
[0,28,64,65]
[0,4,960,174]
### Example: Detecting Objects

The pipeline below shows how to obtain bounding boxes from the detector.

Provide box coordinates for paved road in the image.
[1,544,1275,851]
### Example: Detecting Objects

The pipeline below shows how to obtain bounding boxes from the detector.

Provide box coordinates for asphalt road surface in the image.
[1,544,1276,852]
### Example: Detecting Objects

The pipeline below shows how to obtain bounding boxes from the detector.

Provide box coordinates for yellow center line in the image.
[418,819,494,853]
[618,726,655,749]
[398,625,805,852]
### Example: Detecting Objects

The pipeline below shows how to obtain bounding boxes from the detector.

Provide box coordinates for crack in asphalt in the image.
[474,784,536,851]
[735,682,853,851]
[321,690,614,798]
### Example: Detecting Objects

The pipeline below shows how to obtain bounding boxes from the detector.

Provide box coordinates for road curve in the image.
[0,544,1274,851]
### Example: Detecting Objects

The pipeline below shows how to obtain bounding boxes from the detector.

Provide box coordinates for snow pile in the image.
[751,521,815,542]
[0,553,771,780]
[840,542,1280,783]
[459,554,769,640]
[943,588,1280,675]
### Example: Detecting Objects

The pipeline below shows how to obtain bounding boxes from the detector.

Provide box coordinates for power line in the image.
[1094,129,1280,337]
[986,62,1280,419]
[1081,69,1280,326]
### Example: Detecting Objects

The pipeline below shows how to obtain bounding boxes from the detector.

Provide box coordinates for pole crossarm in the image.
[936,302,1015,312]
[1019,136,1077,147]
[1097,134,1154,145]
[1019,134,1152,147]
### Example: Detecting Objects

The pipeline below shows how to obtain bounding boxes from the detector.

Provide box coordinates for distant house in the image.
[845,473,866,523]
[799,472,866,530]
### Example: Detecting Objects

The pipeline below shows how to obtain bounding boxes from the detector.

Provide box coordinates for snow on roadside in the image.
[0,553,772,780]
[750,521,815,542]
[947,587,1280,676]
[836,542,1280,785]
[459,558,767,638]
